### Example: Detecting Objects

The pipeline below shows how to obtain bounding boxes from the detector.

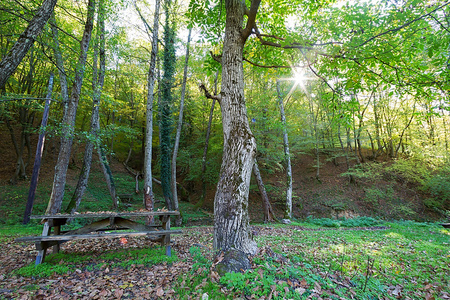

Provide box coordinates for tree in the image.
[159,0,176,210]
[138,0,160,224]
[66,0,107,213]
[0,0,58,89]
[46,0,96,215]
[276,80,293,219]
[172,28,192,225]
[212,0,261,256]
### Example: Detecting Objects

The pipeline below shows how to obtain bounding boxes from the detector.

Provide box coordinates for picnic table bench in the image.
[15,210,181,265]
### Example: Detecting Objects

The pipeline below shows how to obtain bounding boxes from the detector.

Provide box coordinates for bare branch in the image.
[199,83,222,103]
[242,0,261,41]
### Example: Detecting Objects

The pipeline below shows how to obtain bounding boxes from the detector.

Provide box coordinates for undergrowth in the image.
[176,221,449,299]
[14,246,177,278]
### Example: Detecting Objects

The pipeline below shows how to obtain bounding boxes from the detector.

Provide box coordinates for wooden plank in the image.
[30,211,180,219]
[63,218,110,235]
[15,230,182,243]
[114,217,156,231]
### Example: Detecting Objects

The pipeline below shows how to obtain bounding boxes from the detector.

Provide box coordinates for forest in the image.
[0,0,449,298]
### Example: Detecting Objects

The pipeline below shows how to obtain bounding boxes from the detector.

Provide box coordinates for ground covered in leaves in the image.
[1,220,449,299]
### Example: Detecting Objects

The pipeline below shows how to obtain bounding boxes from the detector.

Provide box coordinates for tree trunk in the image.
[46,0,96,215]
[142,0,160,224]
[253,160,276,223]
[66,0,106,213]
[159,0,176,210]
[196,71,219,210]
[97,146,117,208]
[276,81,293,219]
[213,0,258,256]
[0,0,58,89]
[23,73,54,224]
[171,29,191,226]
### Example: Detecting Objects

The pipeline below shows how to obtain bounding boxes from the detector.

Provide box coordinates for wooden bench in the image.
[15,211,182,265]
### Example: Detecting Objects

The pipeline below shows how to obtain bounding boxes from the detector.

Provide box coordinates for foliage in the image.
[14,246,176,278]
[176,221,449,299]
[305,216,382,228]
[15,263,70,278]
[424,164,450,211]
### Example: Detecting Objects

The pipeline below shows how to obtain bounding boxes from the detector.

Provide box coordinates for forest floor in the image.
[0,131,449,299]
[1,221,449,299]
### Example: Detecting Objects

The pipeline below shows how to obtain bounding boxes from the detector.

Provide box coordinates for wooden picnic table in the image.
[15,210,181,265]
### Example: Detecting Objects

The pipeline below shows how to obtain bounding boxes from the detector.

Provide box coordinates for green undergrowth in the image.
[14,246,177,278]
[176,221,450,299]
[303,216,382,228]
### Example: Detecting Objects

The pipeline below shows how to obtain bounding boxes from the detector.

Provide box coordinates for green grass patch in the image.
[14,246,177,278]
[176,221,449,299]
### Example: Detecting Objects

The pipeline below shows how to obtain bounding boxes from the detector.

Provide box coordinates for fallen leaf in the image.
[114,288,123,299]
[156,286,164,297]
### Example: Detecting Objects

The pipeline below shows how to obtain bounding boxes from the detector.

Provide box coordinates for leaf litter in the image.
[1,225,449,299]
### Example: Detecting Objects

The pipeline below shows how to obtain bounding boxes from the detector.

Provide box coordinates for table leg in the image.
[52,225,61,253]
[36,222,50,265]
[161,216,171,256]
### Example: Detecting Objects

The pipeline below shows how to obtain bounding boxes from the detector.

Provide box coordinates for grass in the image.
[176,219,450,299]
[14,246,177,278]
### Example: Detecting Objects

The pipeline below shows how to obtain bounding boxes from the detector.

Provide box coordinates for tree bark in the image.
[0,0,58,89]
[97,146,117,208]
[66,0,106,213]
[23,73,54,224]
[46,0,96,215]
[142,0,160,224]
[213,0,260,256]
[159,0,176,210]
[253,160,276,223]
[276,81,292,219]
[171,29,191,226]
[196,71,219,210]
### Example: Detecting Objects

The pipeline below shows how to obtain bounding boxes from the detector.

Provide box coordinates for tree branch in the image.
[199,83,221,103]
[243,57,307,69]
[355,1,450,48]
[242,0,261,42]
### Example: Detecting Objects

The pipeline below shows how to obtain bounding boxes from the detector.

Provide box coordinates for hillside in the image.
[0,126,443,225]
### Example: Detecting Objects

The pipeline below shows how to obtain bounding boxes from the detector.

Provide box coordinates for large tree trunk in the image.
[46,0,96,215]
[171,29,191,226]
[0,0,58,89]
[276,81,293,219]
[141,0,160,224]
[213,0,258,256]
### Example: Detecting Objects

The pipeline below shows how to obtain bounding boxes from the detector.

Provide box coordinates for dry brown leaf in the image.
[114,288,123,299]
[156,286,164,297]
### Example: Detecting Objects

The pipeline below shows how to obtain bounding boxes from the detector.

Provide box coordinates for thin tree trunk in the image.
[141,0,160,224]
[23,73,54,224]
[98,146,117,208]
[253,160,276,223]
[171,29,191,225]
[159,0,176,210]
[46,0,96,215]
[276,80,292,220]
[66,0,106,213]
[196,70,219,210]
[5,118,24,185]
[0,0,58,89]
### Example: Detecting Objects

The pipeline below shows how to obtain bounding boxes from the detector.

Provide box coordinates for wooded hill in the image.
[0,0,449,226]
